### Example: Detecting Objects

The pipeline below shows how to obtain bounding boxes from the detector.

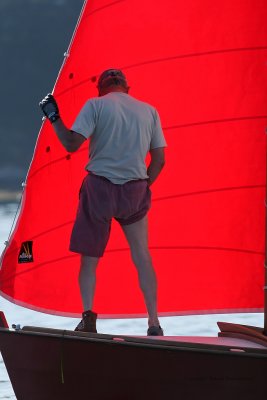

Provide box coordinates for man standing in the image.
[40,69,166,336]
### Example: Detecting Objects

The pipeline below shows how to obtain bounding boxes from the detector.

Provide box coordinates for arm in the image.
[39,93,86,152]
[52,119,86,153]
[147,147,165,186]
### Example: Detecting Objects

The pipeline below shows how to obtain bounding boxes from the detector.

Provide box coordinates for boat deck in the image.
[144,335,266,348]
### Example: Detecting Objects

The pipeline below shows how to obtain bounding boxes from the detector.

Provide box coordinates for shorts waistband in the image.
[88,172,148,185]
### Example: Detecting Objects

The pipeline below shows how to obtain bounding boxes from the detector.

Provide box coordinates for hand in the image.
[39,93,60,123]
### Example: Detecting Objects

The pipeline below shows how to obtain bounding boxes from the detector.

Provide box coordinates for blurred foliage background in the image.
[0,0,84,191]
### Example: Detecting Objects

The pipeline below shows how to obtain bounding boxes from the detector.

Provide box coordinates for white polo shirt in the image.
[71,92,167,184]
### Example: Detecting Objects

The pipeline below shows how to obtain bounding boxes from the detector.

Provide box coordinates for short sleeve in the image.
[71,100,97,139]
[150,109,167,149]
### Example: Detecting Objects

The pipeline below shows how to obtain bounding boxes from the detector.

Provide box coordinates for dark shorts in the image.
[69,173,151,257]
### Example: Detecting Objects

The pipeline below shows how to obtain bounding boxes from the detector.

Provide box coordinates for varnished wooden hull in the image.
[1,325,267,400]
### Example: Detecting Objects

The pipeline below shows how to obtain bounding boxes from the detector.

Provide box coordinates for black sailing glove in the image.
[39,93,60,123]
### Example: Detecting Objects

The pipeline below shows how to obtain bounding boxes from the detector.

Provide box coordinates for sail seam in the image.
[164,115,267,130]
[55,46,267,97]
[27,147,87,180]
[153,185,266,202]
[85,0,126,18]
[120,46,267,72]
[106,246,264,255]
[1,245,264,281]
[27,116,266,181]
[2,183,264,260]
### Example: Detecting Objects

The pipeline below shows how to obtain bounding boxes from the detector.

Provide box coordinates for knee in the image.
[131,246,152,266]
[80,256,99,274]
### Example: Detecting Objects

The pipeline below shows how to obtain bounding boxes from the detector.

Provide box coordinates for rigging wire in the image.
[0,1,89,267]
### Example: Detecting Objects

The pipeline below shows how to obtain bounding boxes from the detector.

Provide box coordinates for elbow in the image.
[64,143,78,153]
[157,159,166,170]
[151,158,165,170]
[63,137,79,153]
[63,131,85,153]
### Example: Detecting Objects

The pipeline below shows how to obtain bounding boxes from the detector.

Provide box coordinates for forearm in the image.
[147,159,165,186]
[52,118,76,152]
[40,93,77,152]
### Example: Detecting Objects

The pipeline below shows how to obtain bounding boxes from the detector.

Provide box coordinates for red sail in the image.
[1,0,267,317]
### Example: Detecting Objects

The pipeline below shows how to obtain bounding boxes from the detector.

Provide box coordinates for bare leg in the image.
[79,255,100,311]
[121,216,160,327]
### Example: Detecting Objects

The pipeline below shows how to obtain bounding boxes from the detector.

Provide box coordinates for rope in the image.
[60,330,66,384]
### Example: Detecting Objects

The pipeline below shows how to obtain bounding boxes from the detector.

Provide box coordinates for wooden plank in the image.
[21,325,267,354]
[217,322,267,347]
[1,326,267,399]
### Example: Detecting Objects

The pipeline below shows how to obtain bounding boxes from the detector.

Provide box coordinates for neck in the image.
[99,86,129,97]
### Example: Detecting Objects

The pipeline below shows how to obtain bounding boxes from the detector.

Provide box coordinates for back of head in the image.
[97,69,129,96]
